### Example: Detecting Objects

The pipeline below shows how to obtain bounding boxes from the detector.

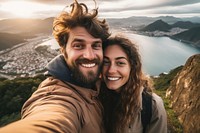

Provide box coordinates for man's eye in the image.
[93,43,102,50]
[73,43,83,49]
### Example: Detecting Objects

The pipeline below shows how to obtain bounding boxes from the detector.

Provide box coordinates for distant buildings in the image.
[0,35,60,79]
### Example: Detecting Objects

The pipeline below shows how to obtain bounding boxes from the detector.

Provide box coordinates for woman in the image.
[100,35,167,133]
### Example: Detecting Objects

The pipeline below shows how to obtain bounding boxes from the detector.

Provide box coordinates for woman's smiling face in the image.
[103,44,131,92]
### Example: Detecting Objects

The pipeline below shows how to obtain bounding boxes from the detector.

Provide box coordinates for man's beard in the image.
[69,58,102,88]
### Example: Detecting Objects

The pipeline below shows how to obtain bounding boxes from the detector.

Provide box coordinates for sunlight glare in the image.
[1,1,50,18]
[133,0,149,6]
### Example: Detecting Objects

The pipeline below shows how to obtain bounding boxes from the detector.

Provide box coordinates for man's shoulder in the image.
[40,77,63,87]
[37,77,74,95]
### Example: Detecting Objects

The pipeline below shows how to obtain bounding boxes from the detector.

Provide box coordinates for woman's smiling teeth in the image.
[81,63,96,68]
[107,77,120,81]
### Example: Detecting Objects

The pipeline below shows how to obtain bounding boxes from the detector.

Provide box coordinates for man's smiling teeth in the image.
[81,63,95,68]
[107,77,120,81]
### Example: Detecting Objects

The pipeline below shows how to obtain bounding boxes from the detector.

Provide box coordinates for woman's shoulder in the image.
[151,93,164,107]
[152,92,163,100]
[151,93,166,117]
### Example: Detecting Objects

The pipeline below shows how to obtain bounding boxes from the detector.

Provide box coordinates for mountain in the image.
[106,16,181,30]
[0,18,54,51]
[0,18,54,34]
[181,16,200,23]
[0,16,199,34]
[32,17,54,34]
[0,32,32,51]
[171,21,200,29]
[166,54,200,133]
[156,16,182,24]
[172,26,200,47]
[140,19,172,32]
[140,20,200,32]
[0,16,199,50]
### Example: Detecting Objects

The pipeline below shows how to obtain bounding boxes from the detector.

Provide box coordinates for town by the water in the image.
[0,35,60,79]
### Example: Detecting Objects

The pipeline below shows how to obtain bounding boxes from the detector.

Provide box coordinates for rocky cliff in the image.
[166,54,200,133]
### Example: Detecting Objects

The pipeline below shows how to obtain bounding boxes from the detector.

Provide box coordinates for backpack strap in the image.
[141,90,152,133]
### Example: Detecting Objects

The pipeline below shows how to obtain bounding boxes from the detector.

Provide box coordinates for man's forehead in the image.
[69,27,102,42]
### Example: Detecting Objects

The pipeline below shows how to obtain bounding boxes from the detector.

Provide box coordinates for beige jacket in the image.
[127,93,167,133]
[100,86,167,133]
[0,77,105,133]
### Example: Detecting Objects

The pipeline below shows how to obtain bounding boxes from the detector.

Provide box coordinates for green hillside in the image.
[173,26,200,47]
[152,66,183,133]
[0,32,34,51]
[0,75,45,127]
[0,68,184,132]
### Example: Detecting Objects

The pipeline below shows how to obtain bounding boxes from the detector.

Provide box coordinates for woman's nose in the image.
[108,64,117,74]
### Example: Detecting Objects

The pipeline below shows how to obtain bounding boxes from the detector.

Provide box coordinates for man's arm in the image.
[0,78,82,133]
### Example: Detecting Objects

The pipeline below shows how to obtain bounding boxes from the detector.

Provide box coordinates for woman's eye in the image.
[117,62,126,66]
[103,60,110,66]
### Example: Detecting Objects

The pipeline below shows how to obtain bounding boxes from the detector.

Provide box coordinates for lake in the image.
[39,33,200,76]
[125,33,200,76]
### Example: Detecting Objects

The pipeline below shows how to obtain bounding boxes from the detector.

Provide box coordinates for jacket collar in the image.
[45,54,101,92]
[45,54,72,82]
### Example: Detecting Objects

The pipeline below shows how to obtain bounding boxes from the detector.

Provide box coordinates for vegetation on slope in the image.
[0,75,45,127]
[0,66,184,132]
[152,66,184,133]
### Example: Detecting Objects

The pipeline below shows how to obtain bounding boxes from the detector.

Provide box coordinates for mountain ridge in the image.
[166,54,200,133]
[139,19,200,47]
[140,19,172,32]
[0,32,34,51]
[172,26,200,47]
[171,21,200,29]
[0,16,199,51]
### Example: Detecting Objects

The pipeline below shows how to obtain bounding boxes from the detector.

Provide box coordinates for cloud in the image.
[0,0,199,19]
[99,0,200,12]
[0,10,16,20]
[151,3,200,15]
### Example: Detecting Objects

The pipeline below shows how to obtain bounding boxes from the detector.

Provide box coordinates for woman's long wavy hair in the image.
[101,35,152,133]
[53,0,110,50]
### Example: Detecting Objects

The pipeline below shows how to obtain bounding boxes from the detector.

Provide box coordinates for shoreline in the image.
[134,30,200,49]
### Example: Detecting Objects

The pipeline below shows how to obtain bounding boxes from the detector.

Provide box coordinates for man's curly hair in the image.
[53,0,110,48]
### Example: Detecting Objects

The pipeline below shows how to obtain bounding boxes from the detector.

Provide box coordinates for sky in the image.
[0,0,200,20]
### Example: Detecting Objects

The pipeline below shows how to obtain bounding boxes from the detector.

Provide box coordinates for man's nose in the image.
[83,47,96,60]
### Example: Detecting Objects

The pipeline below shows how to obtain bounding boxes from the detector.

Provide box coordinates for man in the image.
[0,0,110,132]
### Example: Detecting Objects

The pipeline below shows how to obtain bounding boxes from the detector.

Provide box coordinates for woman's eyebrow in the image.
[103,56,128,61]
[115,57,127,60]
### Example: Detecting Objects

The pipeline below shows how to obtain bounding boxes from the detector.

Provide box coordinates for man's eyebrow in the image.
[72,38,102,43]
[72,38,85,42]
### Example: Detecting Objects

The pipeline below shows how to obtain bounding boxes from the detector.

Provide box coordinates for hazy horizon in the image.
[0,15,200,21]
[0,0,200,20]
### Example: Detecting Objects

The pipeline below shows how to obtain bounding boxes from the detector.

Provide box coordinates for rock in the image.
[166,54,200,133]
